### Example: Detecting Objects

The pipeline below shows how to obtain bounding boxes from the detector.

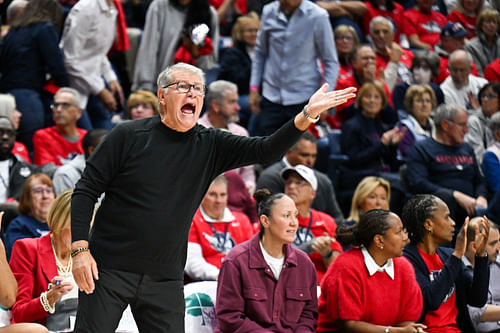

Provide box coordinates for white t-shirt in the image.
[259,241,285,280]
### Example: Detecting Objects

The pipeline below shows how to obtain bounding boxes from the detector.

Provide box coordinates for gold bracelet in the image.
[70,247,90,258]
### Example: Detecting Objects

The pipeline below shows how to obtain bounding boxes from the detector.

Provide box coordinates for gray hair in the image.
[434,104,464,129]
[449,49,473,68]
[489,112,500,135]
[157,63,205,91]
[206,80,238,108]
[6,0,28,22]
[55,87,81,108]
[369,16,394,35]
[0,94,16,119]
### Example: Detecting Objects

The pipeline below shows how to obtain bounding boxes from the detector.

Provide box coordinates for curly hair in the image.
[402,194,440,244]
[337,209,392,248]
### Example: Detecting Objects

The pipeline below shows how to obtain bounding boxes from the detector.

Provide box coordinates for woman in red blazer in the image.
[9,190,74,327]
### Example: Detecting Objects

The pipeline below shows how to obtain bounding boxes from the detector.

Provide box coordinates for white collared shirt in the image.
[362,247,395,280]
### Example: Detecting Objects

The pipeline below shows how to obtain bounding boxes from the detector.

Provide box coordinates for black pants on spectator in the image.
[74,268,185,333]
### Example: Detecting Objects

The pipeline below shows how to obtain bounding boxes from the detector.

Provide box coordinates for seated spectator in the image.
[392,50,444,113]
[362,0,405,43]
[407,104,488,227]
[482,112,500,193]
[199,80,256,194]
[0,0,69,153]
[334,25,360,82]
[216,190,318,332]
[256,132,345,225]
[403,194,490,332]
[52,129,109,195]
[370,16,414,91]
[0,212,49,333]
[317,209,425,332]
[218,12,260,130]
[335,45,394,124]
[282,165,342,283]
[402,0,448,50]
[345,176,391,227]
[3,174,55,260]
[464,217,500,333]
[0,94,29,163]
[399,84,437,159]
[485,56,500,82]
[448,0,486,37]
[33,88,87,166]
[9,190,77,331]
[338,82,405,214]
[185,175,254,281]
[465,9,500,77]
[465,82,500,164]
[132,0,219,92]
[441,50,488,110]
[126,90,159,120]
[434,22,480,84]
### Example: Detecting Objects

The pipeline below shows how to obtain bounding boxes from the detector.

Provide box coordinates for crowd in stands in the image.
[1,0,500,331]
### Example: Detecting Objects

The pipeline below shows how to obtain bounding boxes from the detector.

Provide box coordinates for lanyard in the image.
[294,211,313,245]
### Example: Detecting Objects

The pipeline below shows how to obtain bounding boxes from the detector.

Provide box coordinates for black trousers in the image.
[74,268,185,333]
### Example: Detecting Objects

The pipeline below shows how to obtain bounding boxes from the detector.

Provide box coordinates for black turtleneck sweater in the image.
[71,115,303,279]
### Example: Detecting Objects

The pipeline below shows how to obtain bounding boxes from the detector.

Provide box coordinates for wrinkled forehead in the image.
[171,70,204,85]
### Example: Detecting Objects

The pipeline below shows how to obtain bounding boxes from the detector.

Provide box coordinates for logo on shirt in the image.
[420,21,442,34]
[429,269,455,303]
[203,232,235,254]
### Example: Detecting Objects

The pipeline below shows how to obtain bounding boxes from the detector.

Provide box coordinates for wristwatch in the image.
[302,106,320,123]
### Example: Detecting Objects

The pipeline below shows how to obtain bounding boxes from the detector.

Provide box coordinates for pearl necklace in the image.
[51,235,73,278]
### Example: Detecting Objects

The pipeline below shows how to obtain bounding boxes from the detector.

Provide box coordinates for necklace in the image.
[51,235,73,278]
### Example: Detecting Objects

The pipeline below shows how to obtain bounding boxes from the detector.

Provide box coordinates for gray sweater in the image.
[465,32,500,76]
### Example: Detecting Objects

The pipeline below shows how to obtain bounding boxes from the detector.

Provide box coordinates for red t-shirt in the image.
[12,141,31,163]
[448,10,477,38]
[295,209,342,284]
[402,8,448,47]
[418,248,461,333]
[32,126,87,166]
[188,208,255,269]
[362,2,405,41]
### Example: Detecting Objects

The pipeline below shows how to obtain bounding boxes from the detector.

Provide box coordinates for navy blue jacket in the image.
[218,41,252,95]
[404,243,489,332]
[0,23,69,92]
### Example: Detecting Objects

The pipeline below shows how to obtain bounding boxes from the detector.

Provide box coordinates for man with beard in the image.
[198,80,255,194]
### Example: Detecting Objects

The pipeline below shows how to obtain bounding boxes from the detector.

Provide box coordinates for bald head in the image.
[448,50,472,88]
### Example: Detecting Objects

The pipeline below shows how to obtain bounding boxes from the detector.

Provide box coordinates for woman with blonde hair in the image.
[9,189,77,331]
[334,25,359,81]
[465,9,500,76]
[347,176,391,226]
[218,12,260,130]
[126,90,159,120]
[398,84,437,158]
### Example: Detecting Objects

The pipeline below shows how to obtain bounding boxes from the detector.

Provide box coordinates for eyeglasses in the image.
[50,102,73,110]
[163,81,206,96]
[31,186,55,196]
[481,94,499,100]
[448,120,468,130]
